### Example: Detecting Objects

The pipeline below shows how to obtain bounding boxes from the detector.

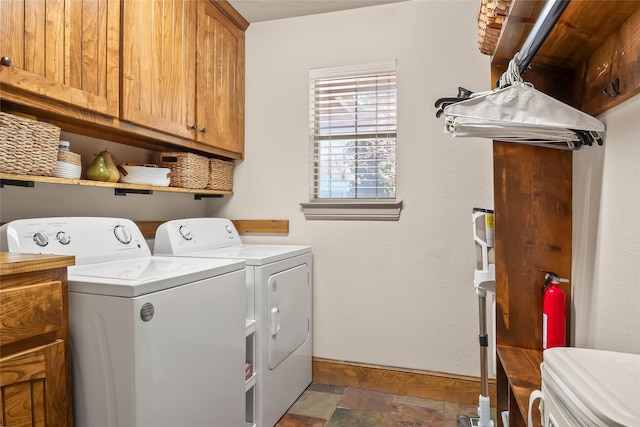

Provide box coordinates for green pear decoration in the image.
[98,148,120,182]
[86,155,111,181]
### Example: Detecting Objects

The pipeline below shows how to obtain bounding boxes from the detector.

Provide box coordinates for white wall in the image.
[208,0,495,377]
[572,95,640,354]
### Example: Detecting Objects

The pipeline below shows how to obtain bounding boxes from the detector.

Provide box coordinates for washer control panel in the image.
[0,217,151,265]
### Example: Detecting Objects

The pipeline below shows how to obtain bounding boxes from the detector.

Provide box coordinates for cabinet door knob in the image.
[0,56,12,67]
[190,124,197,131]
[200,128,207,134]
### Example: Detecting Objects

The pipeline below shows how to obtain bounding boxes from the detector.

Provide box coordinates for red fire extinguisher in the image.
[541,270,568,350]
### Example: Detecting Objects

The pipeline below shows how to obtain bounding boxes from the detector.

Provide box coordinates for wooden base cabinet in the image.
[0,253,75,427]
[1,341,67,427]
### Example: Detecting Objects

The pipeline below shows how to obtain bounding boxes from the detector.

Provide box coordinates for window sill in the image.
[300,200,403,221]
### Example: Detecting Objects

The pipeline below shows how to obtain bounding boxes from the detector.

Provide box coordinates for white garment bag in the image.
[443,82,605,150]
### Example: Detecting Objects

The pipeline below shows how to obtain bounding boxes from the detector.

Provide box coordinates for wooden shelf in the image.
[496,345,542,427]
[492,1,639,71]
[0,173,232,197]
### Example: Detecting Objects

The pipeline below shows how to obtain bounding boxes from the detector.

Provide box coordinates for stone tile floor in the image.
[275,383,491,427]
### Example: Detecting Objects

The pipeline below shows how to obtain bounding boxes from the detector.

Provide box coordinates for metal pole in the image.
[515,0,571,74]
[478,293,489,397]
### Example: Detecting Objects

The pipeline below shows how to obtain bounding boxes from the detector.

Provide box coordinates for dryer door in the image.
[268,264,310,370]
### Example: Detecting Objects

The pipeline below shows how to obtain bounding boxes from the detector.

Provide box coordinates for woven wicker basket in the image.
[57,150,82,166]
[0,112,60,176]
[151,151,209,189]
[478,0,512,55]
[206,158,234,191]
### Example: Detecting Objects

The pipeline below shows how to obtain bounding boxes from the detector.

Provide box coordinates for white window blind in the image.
[309,62,397,201]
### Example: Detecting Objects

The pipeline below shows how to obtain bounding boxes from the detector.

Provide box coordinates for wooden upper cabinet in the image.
[121,0,198,140]
[122,0,246,156]
[197,1,246,156]
[0,0,246,159]
[0,0,120,117]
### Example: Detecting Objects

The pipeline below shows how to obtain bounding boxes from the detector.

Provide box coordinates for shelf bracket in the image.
[114,188,153,196]
[194,194,224,200]
[1,179,35,189]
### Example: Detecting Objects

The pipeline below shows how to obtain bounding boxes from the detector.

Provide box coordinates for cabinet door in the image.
[0,0,120,117]
[197,1,245,156]
[0,341,67,427]
[121,0,197,139]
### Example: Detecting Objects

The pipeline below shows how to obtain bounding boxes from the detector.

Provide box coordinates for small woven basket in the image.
[151,151,209,189]
[206,158,234,191]
[57,150,82,166]
[0,112,60,176]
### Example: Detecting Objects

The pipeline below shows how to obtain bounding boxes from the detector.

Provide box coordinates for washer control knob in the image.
[113,225,132,244]
[56,231,71,245]
[33,232,49,247]
[179,225,193,241]
[225,225,233,233]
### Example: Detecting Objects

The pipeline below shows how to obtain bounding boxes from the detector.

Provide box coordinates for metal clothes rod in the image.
[499,0,571,82]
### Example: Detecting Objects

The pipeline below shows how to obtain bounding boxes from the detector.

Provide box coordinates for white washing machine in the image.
[0,217,247,427]
[154,218,312,427]
[531,347,640,427]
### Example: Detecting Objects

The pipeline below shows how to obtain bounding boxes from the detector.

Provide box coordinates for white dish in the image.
[119,165,171,187]
[53,161,82,179]
[120,175,170,187]
[55,172,81,179]
[55,167,80,175]
[120,178,170,187]
[54,161,81,170]
[120,165,170,175]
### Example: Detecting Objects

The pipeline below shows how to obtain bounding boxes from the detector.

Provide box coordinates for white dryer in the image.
[0,217,247,427]
[154,218,312,427]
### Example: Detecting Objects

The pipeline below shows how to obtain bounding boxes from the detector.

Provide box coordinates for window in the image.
[301,62,402,220]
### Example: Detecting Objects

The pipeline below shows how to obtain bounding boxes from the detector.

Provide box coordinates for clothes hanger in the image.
[434,87,474,118]
[439,54,605,150]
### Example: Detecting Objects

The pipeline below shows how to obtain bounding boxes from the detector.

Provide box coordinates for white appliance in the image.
[528,347,640,427]
[154,218,312,427]
[0,217,247,427]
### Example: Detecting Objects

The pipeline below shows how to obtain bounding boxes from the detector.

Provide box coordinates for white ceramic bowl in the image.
[53,161,82,179]
[119,165,171,187]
